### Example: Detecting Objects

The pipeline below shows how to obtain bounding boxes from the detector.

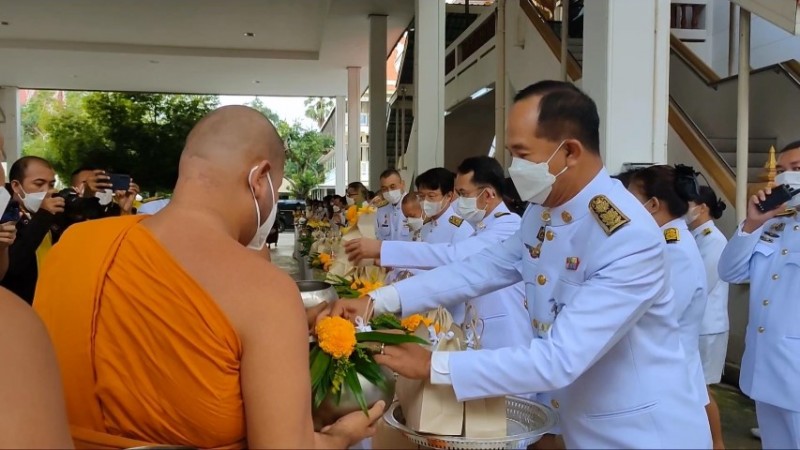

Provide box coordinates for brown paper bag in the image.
[396,308,466,436]
[372,417,420,449]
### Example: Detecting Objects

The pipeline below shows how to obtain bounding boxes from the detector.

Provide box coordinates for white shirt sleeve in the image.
[368,286,402,314]
[430,351,453,385]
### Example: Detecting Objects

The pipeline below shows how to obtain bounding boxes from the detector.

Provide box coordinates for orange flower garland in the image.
[315,317,357,359]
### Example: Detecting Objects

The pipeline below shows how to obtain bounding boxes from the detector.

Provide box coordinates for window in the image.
[360,162,370,182]
[360,113,369,127]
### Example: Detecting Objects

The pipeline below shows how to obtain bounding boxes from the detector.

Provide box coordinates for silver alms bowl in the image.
[297,280,338,309]
[313,367,396,431]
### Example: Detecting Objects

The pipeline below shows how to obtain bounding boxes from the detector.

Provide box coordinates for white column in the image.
[334,95,346,194]
[582,0,670,174]
[495,0,508,170]
[0,87,21,173]
[369,14,388,189]
[347,67,361,187]
[736,9,751,222]
[414,0,445,174]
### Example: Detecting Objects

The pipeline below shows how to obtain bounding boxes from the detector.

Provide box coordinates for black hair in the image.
[456,156,505,196]
[9,156,52,183]
[629,164,699,218]
[346,182,368,199]
[780,140,800,153]
[503,177,528,216]
[695,185,726,220]
[612,169,638,189]
[379,169,402,180]
[415,167,455,194]
[513,80,600,153]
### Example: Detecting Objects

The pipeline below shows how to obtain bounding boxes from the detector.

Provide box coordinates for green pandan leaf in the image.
[344,367,368,415]
[356,331,428,345]
[310,350,331,389]
[369,313,404,330]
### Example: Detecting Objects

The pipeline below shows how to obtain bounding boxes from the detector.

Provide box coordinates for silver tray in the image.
[382,396,558,449]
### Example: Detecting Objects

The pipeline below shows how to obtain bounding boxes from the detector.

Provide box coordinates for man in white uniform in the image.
[414,168,474,244]
[323,80,711,448]
[345,158,531,350]
[718,141,800,449]
[375,169,410,242]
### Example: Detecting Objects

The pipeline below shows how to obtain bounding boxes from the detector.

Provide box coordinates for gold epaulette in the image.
[775,209,797,217]
[589,195,630,236]
[664,228,680,243]
[494,212,511,218]
[702,228,712,236]
[449,216,464,227]
[373,198,389,208]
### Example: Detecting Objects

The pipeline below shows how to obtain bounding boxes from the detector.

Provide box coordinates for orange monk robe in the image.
[33,216,246,449]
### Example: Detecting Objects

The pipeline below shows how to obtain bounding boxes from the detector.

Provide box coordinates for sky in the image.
[217,95,317,129]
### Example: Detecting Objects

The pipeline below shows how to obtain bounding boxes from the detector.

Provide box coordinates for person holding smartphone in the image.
[1,156,63,304]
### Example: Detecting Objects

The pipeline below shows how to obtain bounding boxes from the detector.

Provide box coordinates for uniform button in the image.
[524,299,529,309]
[772,274,780,280]
[561,211,572,223]
[537,274,547,285]
[541,210,551,222]
[551,399,560,409]
[763,299,770,306]
[782,249,789,255]
[545,230,555,241]
[758,326,765,333]
[795,225,800,231]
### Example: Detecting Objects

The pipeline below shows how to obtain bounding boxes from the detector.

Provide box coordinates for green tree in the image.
[248,97,281,124]
[303,97,334,130]
[24,92,218,195]
[277,121,333,199]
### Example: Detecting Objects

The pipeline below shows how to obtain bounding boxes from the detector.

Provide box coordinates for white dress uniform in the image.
[380,202,531,350]
[661,218,709,406]
[692,221,730,384]
[371,169,711,448]
[719,212,800,448]
[375,195,411,241]
[419,204,475,244]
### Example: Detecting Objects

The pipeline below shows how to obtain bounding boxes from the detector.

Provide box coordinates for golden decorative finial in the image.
[766,145,777,188]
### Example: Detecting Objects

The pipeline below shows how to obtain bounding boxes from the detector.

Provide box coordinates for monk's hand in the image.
[316,296,372,326]
[344,238,381,263]
[374,343,431,380]
[320,400,385,446]
[0,223,17,248]
[306,302,329,332]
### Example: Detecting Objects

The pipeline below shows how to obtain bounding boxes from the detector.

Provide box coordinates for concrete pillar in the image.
[582,0,670,174]
[334,95,346,194]
[369,14,388,189]
[347,67,361,188]
[0,87,21,174]
[414,0,446,175]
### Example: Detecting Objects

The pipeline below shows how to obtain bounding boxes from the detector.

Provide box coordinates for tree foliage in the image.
[248,97,281,125]
[304,97,334,130]
[277,121,333,199]
[22,92,218,195]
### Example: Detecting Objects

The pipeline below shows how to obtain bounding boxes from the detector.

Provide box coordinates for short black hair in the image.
[629,165,698,218]
[780,140,800,153]
[695,185,726,220]
[379,169,402,180]
[456,156,505,196]
[513,80,600,153]
[346,181,368,198]
[415,167,455,194]
[9,156,52,183]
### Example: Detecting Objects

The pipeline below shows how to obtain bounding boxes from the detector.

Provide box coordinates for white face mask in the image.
[384,189,403,205]
[346,196,355,206]
[407,216,424,231]
[456,189,487,226]
[776,171,800,207]
[247,167,278,250]
[96,189,114,206]
[422,198,445,218]
[16,186,47,213]
[685,205,700,224]
[333,205,341,213]
[508,141,567,204]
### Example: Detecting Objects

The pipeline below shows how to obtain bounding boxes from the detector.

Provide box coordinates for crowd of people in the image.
[0,80,797,449]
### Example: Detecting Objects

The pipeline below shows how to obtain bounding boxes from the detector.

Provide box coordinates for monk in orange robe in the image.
[0,287,72,448]
[33,106,383,449]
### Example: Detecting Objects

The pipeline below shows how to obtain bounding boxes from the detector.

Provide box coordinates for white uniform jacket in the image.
[692,221,730,335]
[375,196,411,242]
[419,204,475,244]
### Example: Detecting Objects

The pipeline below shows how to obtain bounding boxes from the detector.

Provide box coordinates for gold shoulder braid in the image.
[374,198,389,208]
[449,215,463,227]
[664,228,680,243]
[776,209,797,218]
[589,195,630,236]
[494,212,511,218]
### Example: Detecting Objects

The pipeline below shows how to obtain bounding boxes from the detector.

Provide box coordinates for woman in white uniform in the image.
[624,165,711,418]
[687,185,729,449]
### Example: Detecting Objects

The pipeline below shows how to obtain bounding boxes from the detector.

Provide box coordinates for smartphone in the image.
[1,202,20,224]
[757,184,800,213]
[108,173,131,191]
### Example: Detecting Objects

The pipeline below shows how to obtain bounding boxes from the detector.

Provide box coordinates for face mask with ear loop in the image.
[246,166,278,250]
[507,141,568,204]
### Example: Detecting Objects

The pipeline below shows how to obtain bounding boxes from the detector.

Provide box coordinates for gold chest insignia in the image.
[449,216,463,227]
[702,228,712,236]
[664,228,680,243]
[374,198,389,208]
[589,195,630,236]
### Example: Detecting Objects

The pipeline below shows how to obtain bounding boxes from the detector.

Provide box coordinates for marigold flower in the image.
[315,316,357,359]
[401,314,433,332]
[345,205,359,224]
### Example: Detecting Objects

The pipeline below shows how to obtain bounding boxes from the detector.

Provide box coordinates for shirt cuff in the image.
[369,286,401,314]
[737,221,763,237]
[430,351,453,385]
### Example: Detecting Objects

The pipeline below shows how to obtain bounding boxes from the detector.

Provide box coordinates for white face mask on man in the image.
[508,141,567,204]
[384,189,403,205]
[246,166,278,250]
[407,216,424,231]
[15,185,47,214]
[422,197,446,218]
[456,189,487,226]
[776,171,800,208]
